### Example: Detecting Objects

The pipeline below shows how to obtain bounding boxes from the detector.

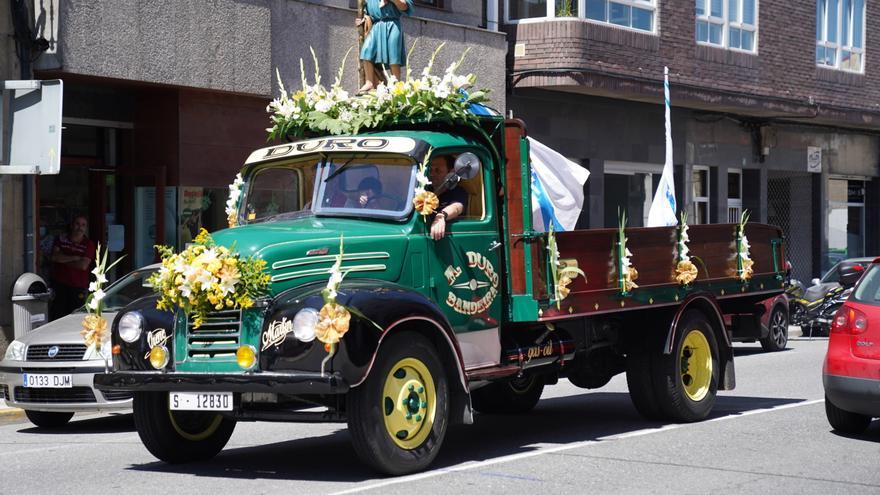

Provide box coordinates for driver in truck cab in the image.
[429,155,467,240]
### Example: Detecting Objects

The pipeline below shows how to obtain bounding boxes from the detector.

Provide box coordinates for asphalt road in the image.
[1,332,878,494]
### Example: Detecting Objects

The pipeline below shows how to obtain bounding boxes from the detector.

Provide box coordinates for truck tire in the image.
[347,332,449,475]
[652,311,719,422]
[825,395,872,434]
[760,305,789,352]
[625,347,664,420]
[25,410,73,428]
[133,392,236,463]
[471,374,544,414]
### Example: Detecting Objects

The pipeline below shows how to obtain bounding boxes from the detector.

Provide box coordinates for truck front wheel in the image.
[133,392,236,463]
[347,332,449,475]
[652,311,719,422]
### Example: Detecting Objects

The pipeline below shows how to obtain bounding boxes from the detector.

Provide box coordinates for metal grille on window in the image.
[767,172,814,282]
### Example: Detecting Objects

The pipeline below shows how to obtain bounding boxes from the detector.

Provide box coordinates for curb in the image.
[0,407,25,419]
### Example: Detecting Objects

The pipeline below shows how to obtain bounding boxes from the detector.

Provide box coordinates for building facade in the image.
[0,0,506,349]
[503,0,880,282]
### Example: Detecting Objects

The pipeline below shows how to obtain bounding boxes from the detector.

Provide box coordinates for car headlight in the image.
[4,340,25,361]
[292,308,319,342]
[118,311,145,343]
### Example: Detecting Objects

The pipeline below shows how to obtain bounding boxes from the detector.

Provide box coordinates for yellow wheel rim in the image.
[680,329,712,402]
[382,357,436,450]
[168,410,223,441]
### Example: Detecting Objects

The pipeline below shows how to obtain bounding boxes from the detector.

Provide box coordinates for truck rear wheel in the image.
[652,311,719,422]
[625,347,664,420]
[347,332,449,475]
[133,392,236,463]
[471,374,544,414]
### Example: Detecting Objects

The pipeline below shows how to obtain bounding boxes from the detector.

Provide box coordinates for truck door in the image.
[429,151,502,342]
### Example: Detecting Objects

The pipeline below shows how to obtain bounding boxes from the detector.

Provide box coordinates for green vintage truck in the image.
[96,114,787,474]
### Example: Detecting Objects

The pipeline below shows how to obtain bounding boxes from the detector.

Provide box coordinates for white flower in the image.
[89,281,98,292]
[339,110,353,122]
[95,273,107,284]
[328,270,343,290]
[217,268,240,296]
[91,266,102,276]
[93,289,105,302]
[87,298,99,311]
[315,99,333,114]
[179,282,193,298]
[451,74,471,90]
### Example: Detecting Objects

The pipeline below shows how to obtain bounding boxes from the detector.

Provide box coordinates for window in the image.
[506,0,656,32]
[817,0,865,72]
[414,0,444,8]
[587,0,655,31]
[691,166,710,224]
[727,169,742,223]
[695,0,757,52]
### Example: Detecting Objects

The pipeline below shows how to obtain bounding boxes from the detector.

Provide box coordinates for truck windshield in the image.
[243,155,416,224]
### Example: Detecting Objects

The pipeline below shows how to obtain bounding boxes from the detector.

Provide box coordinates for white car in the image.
[0,265,158,428]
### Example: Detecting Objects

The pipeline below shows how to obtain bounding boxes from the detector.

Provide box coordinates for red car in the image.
[823,259,880,433]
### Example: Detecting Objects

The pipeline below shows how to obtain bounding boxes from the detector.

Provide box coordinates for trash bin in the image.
[11,273,53,339]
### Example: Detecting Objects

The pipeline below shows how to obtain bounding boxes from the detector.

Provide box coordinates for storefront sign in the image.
[807,146,822,173]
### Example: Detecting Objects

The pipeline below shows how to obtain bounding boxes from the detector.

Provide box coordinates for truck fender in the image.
[664,293,735,390]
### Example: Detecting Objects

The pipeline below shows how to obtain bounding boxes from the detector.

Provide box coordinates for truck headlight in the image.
[4,340,25,361]
[118,311,145,343]
[292,308,319,342]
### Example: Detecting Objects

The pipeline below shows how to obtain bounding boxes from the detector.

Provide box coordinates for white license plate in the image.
[169,392,233,411]
[22,373,72,388]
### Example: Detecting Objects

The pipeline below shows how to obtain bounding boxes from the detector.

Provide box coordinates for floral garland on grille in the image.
[147,229,270,328]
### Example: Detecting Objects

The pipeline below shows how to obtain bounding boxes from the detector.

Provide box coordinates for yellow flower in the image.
[392,81,406,96]
[624,267,639,292]
[675,260,698,285]
[315,302,351,344]
[80,315,108,348]
[413,190,439,216]
[293,90,306,101]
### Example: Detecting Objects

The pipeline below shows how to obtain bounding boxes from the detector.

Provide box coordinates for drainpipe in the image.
[486,0,499,31]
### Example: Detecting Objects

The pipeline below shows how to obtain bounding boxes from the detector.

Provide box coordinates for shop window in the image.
[727,169,742,222]
[825,178,865,271]
[507,0,654,31]
[691,166,710,224]
[696,0,757,52]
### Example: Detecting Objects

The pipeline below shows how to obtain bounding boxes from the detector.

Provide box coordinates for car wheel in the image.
[472,374,545,414]
[347,332,449,475]
[825,395,872,434]
[760,306,789,351]
[133,392,236,463]
[25,410,74,428]
[652,311,719,422]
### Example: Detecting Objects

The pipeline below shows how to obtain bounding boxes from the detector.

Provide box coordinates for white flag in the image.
[647,66,678,227]
[528,137,590,232]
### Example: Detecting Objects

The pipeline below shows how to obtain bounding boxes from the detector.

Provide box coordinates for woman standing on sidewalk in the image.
[356,0,414,94]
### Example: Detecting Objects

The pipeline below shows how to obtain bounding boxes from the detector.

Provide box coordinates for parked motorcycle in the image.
[788,264,865,337]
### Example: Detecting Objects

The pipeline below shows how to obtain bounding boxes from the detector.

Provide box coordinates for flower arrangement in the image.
[148,229,270,328]
[735,210,754,281]
[266,43,489,140]
[675,211,698,285]
[225,173,244,228]
[314,237,382,375]
[618,210,639,293]
[547,225,586,308]
[81,244,124,369]
[412,147,439,218]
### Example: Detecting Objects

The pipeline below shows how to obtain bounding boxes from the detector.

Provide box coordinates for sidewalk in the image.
[0,400,24,418]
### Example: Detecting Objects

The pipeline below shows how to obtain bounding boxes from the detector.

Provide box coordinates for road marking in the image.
[328,398,825,495]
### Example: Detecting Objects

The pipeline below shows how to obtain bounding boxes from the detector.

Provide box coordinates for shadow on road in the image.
[829,421,880,443]
[16,413,134,435]
[125,392,806,482]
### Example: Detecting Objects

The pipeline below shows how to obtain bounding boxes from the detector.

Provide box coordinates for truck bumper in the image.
[94,370,349,395]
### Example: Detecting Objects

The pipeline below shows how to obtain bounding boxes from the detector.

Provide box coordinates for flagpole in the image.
[646,66,677,227]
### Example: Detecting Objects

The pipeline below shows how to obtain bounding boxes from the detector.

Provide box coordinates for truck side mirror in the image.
[838,265,865,288]
[453,152,481,180]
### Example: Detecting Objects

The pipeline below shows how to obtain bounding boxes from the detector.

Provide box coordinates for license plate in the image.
[22,373,72,388]
[169,392,233,411]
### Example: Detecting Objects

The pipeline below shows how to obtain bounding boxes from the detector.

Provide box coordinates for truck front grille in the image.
[187,309,241,360]
[26,344,87,361]
[13,386,96,403]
